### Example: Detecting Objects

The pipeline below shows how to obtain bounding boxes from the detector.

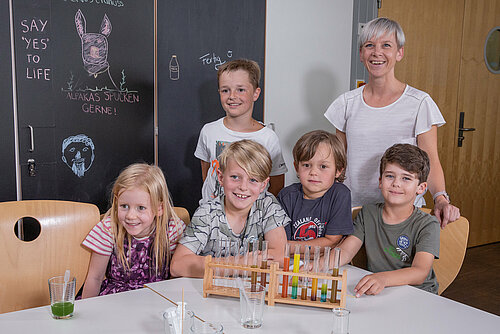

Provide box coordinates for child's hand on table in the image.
[354,272,388,297]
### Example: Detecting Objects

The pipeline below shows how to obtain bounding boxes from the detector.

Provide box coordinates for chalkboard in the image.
[157,0,267,214]
[12,0,154,211]
[0,0,17,202]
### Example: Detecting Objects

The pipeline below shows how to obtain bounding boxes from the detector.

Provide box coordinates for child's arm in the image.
[353,251,435,297]
[268,174,284,197]
[170,244,207,278]
[200,160,210,182]
[331,235,363,268]
[288,235,343,254]
[82,252,110,298]
[264,226,287,266]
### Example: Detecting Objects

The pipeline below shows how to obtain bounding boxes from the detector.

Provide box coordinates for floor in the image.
[440,242,500,316]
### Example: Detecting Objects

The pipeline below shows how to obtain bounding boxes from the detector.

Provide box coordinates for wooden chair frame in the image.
[0,200,100,313]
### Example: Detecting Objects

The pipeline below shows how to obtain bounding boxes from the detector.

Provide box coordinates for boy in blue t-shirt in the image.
[278,130,353,253]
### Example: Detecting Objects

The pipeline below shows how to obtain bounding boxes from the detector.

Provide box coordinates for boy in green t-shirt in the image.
[334,143,440,295]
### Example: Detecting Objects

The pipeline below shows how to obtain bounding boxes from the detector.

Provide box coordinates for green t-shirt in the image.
[353,203,440,294]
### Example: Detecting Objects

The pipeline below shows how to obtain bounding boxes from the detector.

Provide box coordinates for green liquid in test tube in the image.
[321,246,331,302]
[291,245,300,299]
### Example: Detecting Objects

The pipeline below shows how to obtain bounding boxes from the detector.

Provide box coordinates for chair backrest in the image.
[419,208,469,295]
[350,206,368,269]
[0,200,100,313]
[173,207,190,226]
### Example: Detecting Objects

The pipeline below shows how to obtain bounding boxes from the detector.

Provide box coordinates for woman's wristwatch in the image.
[433,191,450,203]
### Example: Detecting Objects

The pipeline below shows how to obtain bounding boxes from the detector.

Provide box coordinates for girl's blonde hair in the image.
[105,163,179,275]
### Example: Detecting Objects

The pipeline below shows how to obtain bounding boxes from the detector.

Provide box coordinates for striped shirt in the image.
[82,215,185,256]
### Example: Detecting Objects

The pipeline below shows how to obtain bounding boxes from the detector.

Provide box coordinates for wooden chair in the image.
[420,208,469,295]
[350,206,368,269]
[173,206,190,226]
[0,200,100,313]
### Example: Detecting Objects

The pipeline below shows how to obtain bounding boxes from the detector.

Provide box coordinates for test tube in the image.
[281,243,290,298]
[214,239,224,288]
[242,241,250,284]
[291,245,300,299]
[321,247,331,302]
[301,246,310,300]
[330,247,341,303]
[250,240,259,291]
[311,246,321,301]
[233,240,242,280]
[260,241,268,288]
[223,239,232,289]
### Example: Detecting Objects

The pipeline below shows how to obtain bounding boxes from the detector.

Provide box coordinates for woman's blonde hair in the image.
[105,163,179,275]
[218,140,272,182]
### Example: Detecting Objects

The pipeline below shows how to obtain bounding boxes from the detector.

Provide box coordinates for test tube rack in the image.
[202,255,347,309]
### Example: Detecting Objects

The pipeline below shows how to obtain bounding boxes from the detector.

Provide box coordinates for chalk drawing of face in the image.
[75,9,112,77]
[62,134,95,178]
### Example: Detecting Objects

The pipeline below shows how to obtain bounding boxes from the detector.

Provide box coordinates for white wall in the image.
[265,0,353,185]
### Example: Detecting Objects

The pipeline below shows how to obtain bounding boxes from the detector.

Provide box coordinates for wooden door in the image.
[379,0,500,246]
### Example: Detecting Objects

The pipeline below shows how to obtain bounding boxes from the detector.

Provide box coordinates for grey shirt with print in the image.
[353,203,440,294]
[180,191,290,256]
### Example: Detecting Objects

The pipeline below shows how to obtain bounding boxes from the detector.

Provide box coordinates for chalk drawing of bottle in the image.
[169,55,179,80]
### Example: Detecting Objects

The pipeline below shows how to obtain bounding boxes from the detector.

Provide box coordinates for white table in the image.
[1,265,498,333]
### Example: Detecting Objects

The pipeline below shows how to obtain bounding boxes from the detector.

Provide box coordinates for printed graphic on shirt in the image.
[292,217,325,241]
[397,235,410,250]
[210,140,230,199]
[384,244,410,263]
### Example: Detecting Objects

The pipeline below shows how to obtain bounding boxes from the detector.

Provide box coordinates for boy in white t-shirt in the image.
[195,59,287,204]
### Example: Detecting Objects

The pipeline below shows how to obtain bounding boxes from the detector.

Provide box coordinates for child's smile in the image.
[218,69,261,120]
[117,187,160,238]
[218,158,268,215]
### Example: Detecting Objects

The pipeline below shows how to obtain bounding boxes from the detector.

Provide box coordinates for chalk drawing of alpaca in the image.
[75,9,118,90]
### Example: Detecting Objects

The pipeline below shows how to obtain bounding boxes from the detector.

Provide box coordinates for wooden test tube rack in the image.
[202,255,347,309]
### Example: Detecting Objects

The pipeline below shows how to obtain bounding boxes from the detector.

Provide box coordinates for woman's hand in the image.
[433,197,460,228]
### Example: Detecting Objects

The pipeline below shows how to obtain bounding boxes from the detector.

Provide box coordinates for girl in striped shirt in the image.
[82,163,185,298]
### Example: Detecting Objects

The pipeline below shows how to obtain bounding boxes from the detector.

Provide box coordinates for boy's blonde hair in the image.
[217,59,261,90]
[218,140,272,182]
[106,163,180,275]
[293,130,347,182]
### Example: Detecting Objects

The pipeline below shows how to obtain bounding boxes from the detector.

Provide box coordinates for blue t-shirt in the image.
[277,182,353,240]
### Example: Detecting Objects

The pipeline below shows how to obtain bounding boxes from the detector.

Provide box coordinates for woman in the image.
[324,17,459,227]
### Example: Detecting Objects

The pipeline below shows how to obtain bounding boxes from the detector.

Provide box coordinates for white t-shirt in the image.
[194,118,288,204]
[324,85,445,207]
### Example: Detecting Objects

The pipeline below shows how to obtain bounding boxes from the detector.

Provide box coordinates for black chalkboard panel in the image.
[157,0,266,214]
[12,0,154,211]
[0,0,17,202]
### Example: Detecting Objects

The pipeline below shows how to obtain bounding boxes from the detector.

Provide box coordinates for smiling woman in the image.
[324,17,460,228]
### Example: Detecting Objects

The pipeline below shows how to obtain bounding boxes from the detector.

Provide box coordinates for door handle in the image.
[28,125,35,152]
[457,112,475,147]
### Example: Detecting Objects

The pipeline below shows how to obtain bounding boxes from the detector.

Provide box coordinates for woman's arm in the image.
[335,129,347,151]
[82,252,110,298]
[417,126,460,227]
[170,244,207,278]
